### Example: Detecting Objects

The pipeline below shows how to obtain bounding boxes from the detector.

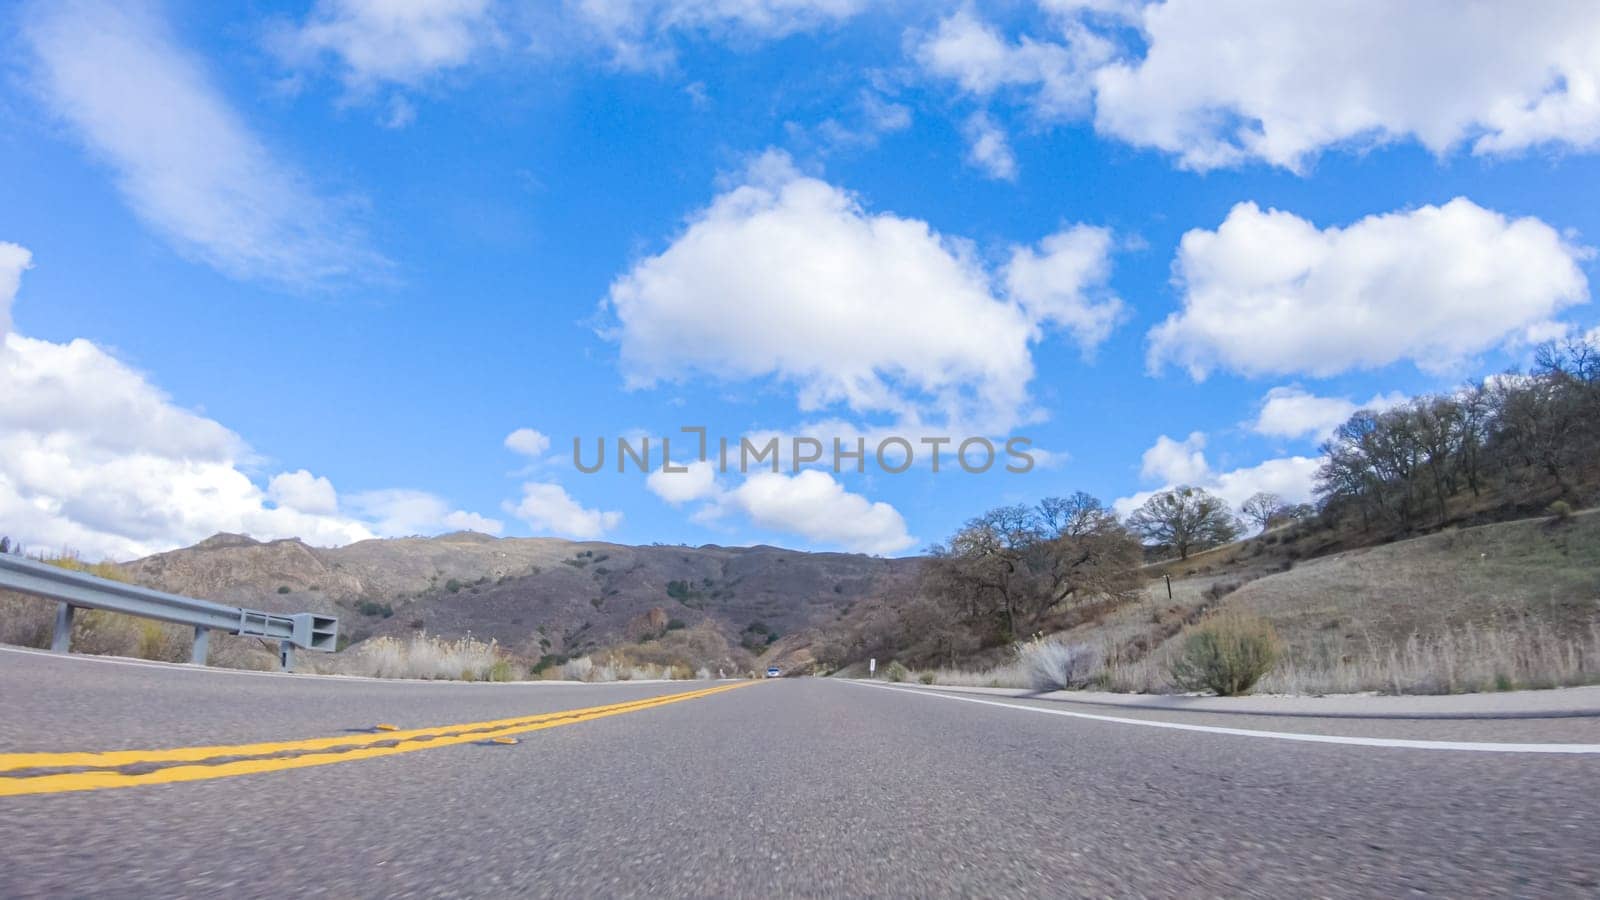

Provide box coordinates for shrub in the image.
[277,586,291,594]
[345,633,505,681]
[1167,611,1282,696]
[884,660,908,682]
[1549,500,1574,520]
[562,656,595,681]
[1017,637,1096,691]
[488,659,517,682]
[918,672,936,685]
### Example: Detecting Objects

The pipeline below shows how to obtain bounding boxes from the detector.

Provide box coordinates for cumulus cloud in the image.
[645,460,720,505]
[1115,431,1320,517]
[0,334,374,560]
[268,469,340,516]
[642,455,913,554]
[1139,431,1208,484]
[721,470,914,555]
[1004,225,1124,355]
[918,2,1600,171]
[962,111,1018,180]
[605,151,1123,431]
[913,8,1113,119]
[21,1,387,286]
[276,0,500,90]
[0,251,495,558]
[504,427,552,457]
[1251,386,1408,442]
[1094,1,1600,171]
[1148,199,1591,379]
[509,482,622,539]
[0,243,30,341]
[347,489,503,537]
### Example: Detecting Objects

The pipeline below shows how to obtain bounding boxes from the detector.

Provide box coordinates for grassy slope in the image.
[926,511,1600,694]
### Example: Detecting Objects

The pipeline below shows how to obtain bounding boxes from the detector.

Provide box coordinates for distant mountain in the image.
[120,532,924,664]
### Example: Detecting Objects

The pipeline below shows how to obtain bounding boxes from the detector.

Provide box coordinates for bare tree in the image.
[1239,492,1287,533]
[1037,492,1118,538]
[924,495,1143,643]
[1126,486,1242,560]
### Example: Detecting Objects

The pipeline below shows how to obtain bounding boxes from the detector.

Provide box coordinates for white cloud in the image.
[605,151,1123,431]
[1148,199,1591,380]
[509,482,622,538]
[268,469,340,516]
[0,253,495,558]
[913,8,1112,119]
[504,427,552,457]
[0,243,30,342]
[1004,225,1125,355]
[1203,455,1322,509]
[1115,431,1320,517]
[349,489,503,537]
[962,111,1018,180]
[722,470,914,555]
[640,452,914,553]
[22,0,386,285]
[574,0,866,68]
[277,0,500,91]
[646,460,720,505]
[1139,431,1207,484]
[0,334,373,559]
[918,3,1600,172]
[1251,386,1408,442]
[1093,1,1600,171]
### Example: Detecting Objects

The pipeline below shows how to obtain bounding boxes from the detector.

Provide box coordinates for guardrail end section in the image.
[291,613,339,652]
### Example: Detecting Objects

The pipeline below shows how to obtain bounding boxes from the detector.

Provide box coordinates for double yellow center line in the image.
[1,681,753,797]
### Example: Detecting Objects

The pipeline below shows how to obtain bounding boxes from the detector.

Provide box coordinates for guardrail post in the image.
[51,602,75,653]
[191,626,210,666]
[278,640,294,673]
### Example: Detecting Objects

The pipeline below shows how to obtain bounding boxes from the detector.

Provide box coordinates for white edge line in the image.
[842,680,1600,755]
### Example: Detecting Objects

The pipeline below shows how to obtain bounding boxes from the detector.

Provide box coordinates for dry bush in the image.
[345,633,513,681]
[884,660,908,682]
[0,593,55,648]
[1167,611,1282,696]
[1017,637,1097,691]
[0,594,190,663]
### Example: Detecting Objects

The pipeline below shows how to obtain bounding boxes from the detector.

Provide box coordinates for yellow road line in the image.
[0,682,742,773]
[1,682,753,797]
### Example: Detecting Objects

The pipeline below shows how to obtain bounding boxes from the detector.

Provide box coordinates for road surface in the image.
[3,648,1599,898]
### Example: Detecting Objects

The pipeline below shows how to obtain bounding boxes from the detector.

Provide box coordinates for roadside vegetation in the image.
[5,339,1597,693]
[844,339,1600,695]
[0,548,283,669]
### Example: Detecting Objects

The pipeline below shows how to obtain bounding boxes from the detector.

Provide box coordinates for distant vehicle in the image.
[765,666,781,678]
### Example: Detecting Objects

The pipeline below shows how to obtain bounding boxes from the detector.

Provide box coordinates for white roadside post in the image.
[869,658,877,677]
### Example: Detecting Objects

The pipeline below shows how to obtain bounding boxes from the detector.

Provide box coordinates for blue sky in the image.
[2,0,1597,560]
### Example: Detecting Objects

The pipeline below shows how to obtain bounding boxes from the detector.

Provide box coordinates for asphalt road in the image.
[3,648,1599,898]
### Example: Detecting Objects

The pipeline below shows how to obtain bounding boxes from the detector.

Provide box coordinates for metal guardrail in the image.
[0,554,337,671]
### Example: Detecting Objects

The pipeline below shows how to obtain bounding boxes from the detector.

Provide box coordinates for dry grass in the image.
[1259,619,1600,695]
[0,553,195,663]
[343,632,519,681]
[913,513,1600,696]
